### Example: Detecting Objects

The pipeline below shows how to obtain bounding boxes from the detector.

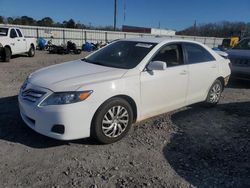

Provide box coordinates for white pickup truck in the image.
[0,26,36,62]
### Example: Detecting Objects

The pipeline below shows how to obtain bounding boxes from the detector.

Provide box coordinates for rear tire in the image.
[205,79,223,106]
[28,45,35,57]
[2,47,11,62]
[91,98,133,144]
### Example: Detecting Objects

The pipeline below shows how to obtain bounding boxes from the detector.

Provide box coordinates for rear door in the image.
[183,43,218,104]
[140,43,188,119]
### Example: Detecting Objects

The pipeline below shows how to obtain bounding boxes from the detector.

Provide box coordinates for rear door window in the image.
[16,29,23,37]
[184,43,215,64]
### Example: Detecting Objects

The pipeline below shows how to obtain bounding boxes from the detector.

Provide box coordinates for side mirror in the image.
[147,61,167,71]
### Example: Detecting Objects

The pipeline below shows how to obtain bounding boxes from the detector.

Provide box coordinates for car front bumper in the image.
[18,89,95,140]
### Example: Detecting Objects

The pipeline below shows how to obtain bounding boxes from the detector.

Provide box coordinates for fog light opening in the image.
[51,124,65,134]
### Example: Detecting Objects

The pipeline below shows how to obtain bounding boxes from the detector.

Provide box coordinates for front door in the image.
[9,28,19,54]
[140,43,188,119]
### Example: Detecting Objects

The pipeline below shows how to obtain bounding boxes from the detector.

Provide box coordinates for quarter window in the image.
[152,44,183,67]
[184,43,215,64]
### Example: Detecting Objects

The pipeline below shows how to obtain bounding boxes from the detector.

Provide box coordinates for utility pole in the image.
[194,20,197,35]
[114,0,117,31]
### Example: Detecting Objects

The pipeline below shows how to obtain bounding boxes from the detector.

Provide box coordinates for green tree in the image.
[7,17,14,24]
[65,19,75,28]
[37,17,54,27]
[20,16,36,25]
[0,16,4,23]
[177,21,249,38]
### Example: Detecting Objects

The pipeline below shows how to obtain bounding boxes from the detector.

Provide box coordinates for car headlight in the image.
[39,91,93,106]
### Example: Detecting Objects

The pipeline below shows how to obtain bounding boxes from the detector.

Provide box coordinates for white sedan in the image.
[18,38,231,144]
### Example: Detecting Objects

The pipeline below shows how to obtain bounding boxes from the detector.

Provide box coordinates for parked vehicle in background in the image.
[19,38,231,144]
[218,36,239,51]
[0,26,36,62]
[227,38,250,80]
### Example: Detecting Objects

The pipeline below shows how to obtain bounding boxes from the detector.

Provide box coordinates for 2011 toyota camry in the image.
[19,37,231,144]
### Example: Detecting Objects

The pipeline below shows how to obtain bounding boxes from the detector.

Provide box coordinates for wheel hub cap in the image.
[209,83,221,103]
[101,105,129,138]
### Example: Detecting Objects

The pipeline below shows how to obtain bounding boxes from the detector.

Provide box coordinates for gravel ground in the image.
[0,51,250,188]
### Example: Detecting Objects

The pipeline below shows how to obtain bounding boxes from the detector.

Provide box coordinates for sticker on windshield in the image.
[135,43,153,48]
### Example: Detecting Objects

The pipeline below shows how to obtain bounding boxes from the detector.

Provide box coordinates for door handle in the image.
[180,70,188,75]
[17,39,20,41]
[23,39,26,41]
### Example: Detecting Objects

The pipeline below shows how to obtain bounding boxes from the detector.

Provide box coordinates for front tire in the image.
[28,45,35,57]
[205,79,223,106]
[91,98,133,144]
[2,47,11,62]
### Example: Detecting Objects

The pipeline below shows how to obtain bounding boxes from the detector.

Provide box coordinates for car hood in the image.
[29,59,128,91]
[227,49,250,59]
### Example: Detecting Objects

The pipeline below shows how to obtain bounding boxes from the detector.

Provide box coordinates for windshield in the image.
[82,41,156,69]
[0,28,8,36]
[233,38,250,50]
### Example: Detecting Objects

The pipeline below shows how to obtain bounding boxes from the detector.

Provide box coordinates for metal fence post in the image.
[63,29,65,45]
[124,33,126,39]
[36,28,39,39]
[105,32,108,43]
[82,29,84,45]
[204,37,207,45]
[84,31,87,43]
[213,38,216,47]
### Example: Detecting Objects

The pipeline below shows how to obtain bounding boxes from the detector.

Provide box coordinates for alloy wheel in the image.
[209,83,221,103]
[101,105,129,138]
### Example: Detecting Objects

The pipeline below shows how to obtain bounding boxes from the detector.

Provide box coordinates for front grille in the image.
[21,89,46,103]
[230,58,250,67]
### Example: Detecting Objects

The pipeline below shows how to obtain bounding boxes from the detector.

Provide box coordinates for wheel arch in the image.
[4,45,12,54]
[91,94,138,127]
[205,77,225,101]
[114,94,138,123]
[217,76,225,90]
[30,43,35,48]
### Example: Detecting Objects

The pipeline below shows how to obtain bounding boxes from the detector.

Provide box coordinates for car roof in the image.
[0,25,21,29]
[121,36,202,45]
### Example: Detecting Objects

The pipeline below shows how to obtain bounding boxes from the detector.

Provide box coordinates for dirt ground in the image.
[0,51,250,188]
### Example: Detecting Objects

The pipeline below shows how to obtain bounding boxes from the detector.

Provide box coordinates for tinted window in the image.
[233,38,250,50]
[16,29,23,37]
[185,43,215,63]
[10,29,18,38]
[152,44,183,67]
[83,41,156,69]
[0,28,8,36]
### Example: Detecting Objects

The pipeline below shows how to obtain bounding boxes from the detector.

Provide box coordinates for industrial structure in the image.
[122,25,176,36]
